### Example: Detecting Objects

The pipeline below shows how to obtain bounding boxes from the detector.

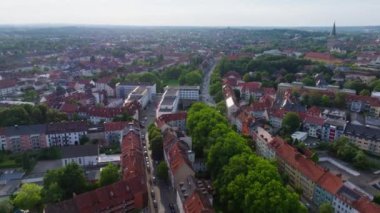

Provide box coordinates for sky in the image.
[0,0,379,26]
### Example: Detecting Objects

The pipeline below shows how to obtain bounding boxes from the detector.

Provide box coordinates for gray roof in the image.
[344,123,380,141]
[47,121,88,134]
[60,145,99,158]
[1,124,46,136]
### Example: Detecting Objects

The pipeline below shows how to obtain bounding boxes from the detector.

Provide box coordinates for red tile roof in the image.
[168,142,193,175]
[274,140,325,183]
[121,130,145,183]
[239,81,262,92]
[104,121,128,132]
[45,180,135,213]
[223,71,241,80]
[353,197,380,213]
[269,108,287,119]
[317,171,343,195]
[307,106,321,116]
[86,107,124,118]
[158,112,187,124]
[60,103,78,114]
[304,115,324,126]
[184,191,214,213]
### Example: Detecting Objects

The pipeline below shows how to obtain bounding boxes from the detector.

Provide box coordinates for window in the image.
[79,158,82,165]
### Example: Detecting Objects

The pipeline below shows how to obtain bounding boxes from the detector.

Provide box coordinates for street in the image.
[200,59,217,106]
[141,94,178,213]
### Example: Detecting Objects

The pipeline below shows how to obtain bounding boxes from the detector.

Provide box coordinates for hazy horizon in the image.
[1,0,380,27]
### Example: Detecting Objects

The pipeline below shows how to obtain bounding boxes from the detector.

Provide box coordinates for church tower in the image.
[330,22,336,37]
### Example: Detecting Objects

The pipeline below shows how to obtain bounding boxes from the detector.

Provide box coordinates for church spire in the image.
[331,21,336,37]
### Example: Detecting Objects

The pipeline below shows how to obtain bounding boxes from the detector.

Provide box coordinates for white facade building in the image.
[60,145,99,167]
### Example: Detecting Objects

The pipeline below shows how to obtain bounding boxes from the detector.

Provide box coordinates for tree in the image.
[353,150,370,170]
[359,89,370,96]
[319,202,333,213]
[148,125,164,161]
[42,163,87,202]
[100,163,120,186]
[282,112,301,134]
[13,183,42,211]
[214,153,305,213]
[0,200,13,213]
[302,77,315,86]
[207,132,251,178]
[156,161,169,182]
[311,152,319,163]
[334,93,346,108]
[374,194,380,205]
[321,95,330,107]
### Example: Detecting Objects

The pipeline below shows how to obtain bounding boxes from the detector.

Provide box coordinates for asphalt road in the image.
[201,59,217,106]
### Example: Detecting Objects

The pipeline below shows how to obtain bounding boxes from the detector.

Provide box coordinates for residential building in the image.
[273,140,325,200]
[303,115,324,138]
[46,121,88,147]
[60,145,99,167]
[0,124,47,152]
[312,172,343,207]
[321,119,346,142]
[252,127,275,159]
[156,112,187,131]
[176,175,214,213]
[104,121,129,145]
[322,109,347,121]
[0,80,18,99]
[344,124,380,156]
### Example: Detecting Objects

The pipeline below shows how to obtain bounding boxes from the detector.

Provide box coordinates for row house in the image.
[344,124,380,156]
[273,139,326,200]
[312,172,343,207]
[46,121,88,147]
[177,175,214,213]
[161,127,213,213]
[120,128,147,209]
[251,129,380,213]
[0,124,47,152]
